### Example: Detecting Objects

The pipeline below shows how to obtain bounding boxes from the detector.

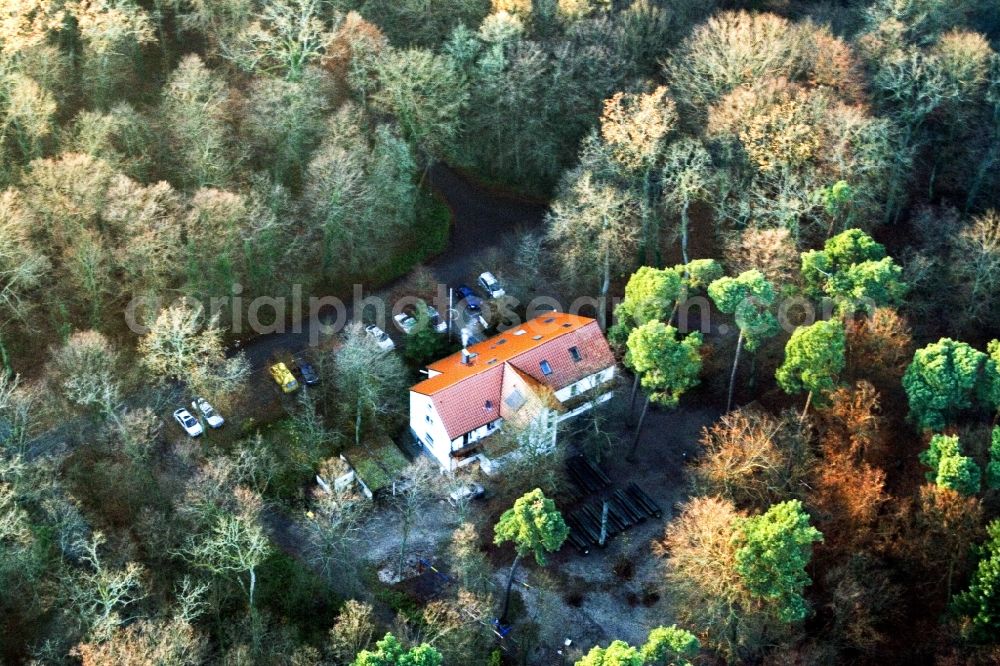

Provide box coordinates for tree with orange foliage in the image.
[845,308,914,396]
[0,1,67,60]
[600,87,676,173]
[809,382,889,553]
[72,618,207,666]
[816,381,887,464]
[811,454,887,554]
[599,86,677,262]
[321,11,387,96]
[656,496,822,661]
[808,27,865,104]
[692,406,813,512]
[897,485,984,598]
[723,227,799,286]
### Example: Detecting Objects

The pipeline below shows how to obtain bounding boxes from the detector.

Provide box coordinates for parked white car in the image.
[393,312,418,334]
[191,397,225,429]
[396,305,449,335]
[478,271,505,299]
[173,408,204,437]
[448,482,485,505]
[365,324,395,351]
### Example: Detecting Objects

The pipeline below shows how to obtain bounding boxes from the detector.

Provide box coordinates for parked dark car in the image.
[426,305,448,333]
[293,360,320,386]
[455,285,482,311]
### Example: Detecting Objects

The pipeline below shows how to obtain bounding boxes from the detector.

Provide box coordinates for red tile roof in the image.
[412,313,615,440]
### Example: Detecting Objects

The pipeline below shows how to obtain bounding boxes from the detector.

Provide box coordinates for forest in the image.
[2,0,1000,664]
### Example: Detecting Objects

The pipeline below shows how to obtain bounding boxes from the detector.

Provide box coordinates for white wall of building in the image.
[557,390,614,422]
[462,419,502,446]
[411,362,615,472]
[408,391,454,469]
[409,391,503,470]
[553,366,616,403]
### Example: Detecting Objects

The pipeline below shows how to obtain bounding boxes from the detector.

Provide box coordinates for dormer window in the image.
[540,360,553,375]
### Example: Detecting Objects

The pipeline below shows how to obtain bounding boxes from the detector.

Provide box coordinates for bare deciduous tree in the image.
[222,0,336,80]
[72,617,208,666]
[692,407,814,511]
[161,55,239,189]
[47,330,124,424]
[68,531,147,641]
[547,169,640,328]
[661,138,713,266]
[332,322,408,449]
[179,487,270,614]
[389,457,441,579]
[328,599,376,663]
[0,189,47,373]
[139,299,249,405]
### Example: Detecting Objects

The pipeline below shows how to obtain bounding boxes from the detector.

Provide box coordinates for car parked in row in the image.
[394,304,449,335]
[455,285,482,311]
[393,311,418,334]
[293,360,320,386]
[173,407,204,437]
[191,397,224,429]
[270,362,299,393]
[365,324,395,351]
[478,271,505,299]
[426,305,448,333]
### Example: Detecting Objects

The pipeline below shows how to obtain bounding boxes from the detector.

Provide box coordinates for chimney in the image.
[461,349,478,365]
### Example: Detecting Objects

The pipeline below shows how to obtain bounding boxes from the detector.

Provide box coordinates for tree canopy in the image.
[352,632,443,666]
[776,319,846,407]
[494,488,569,565]
[801,229,907,313]
[732,500,823,623]
[903,338,992,430]
[920,434,982,496]
[708,270,779,351]
[952,519,1000,642]
[626,321,703,409]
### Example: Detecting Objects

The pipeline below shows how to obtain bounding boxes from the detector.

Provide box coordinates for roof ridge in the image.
[504,361,544,388]
[412,313,602,396]
[412,362,504,395]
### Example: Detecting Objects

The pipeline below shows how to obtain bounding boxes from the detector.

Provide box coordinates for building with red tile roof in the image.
[409,312,616,472]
